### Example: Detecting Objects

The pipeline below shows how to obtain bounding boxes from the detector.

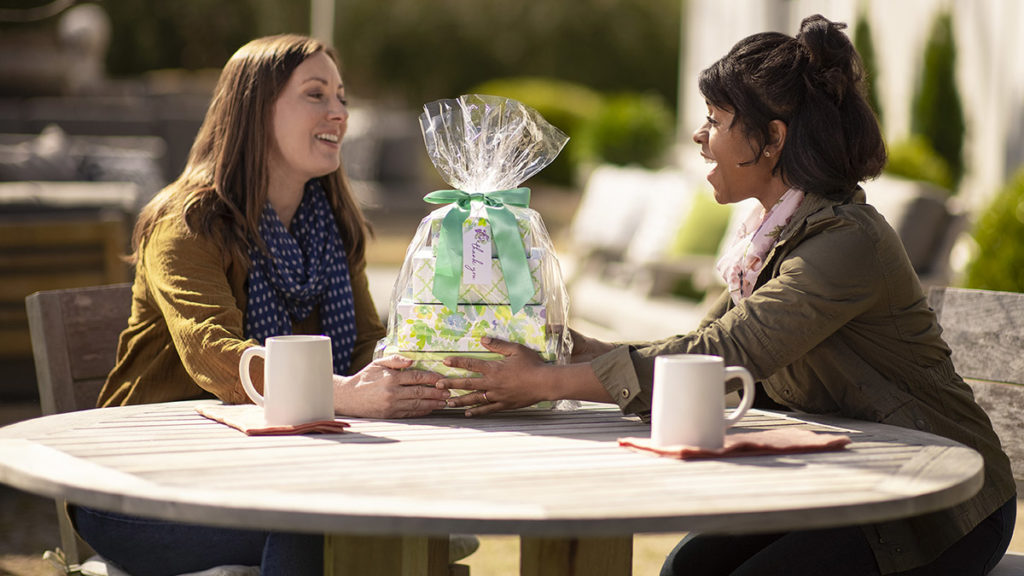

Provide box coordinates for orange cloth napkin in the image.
[619,428,851,459]
[196,404,350,436]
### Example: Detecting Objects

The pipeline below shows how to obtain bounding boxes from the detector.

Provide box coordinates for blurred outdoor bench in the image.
[0,181,137,398]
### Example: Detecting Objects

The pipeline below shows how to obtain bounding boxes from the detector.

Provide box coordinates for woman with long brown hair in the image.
[74,34,450,575]
[99,33,448,416]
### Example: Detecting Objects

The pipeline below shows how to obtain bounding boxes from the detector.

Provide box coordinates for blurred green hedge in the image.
[470,78,674,185]
[964,168,1024,292]
[574,92,674,169]
[470,77,603,186]
[884,136,954,193]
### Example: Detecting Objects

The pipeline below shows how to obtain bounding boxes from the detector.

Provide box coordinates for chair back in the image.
[929,286,1024,489]
[26,283,132,415]
[24,282,131,564]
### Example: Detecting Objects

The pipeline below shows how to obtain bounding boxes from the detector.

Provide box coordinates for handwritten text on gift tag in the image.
[462,225,494,286]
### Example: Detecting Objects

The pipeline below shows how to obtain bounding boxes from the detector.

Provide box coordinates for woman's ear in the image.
[767,119,788,157]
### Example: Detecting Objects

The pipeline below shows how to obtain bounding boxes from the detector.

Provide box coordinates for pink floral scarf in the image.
[716,188,805,304]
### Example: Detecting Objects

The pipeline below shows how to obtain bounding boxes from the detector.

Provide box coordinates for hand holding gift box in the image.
[377,94,573,390]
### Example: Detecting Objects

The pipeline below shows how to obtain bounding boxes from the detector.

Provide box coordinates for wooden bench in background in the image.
[0,181,136,397]
[929,286,1024,574]
[1,211,130,360]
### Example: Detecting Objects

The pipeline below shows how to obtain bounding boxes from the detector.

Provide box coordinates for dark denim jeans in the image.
[71,506,323,576]
[660,495,1016,576]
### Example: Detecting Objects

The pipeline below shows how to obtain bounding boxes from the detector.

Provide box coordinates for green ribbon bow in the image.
[423,188,533,313]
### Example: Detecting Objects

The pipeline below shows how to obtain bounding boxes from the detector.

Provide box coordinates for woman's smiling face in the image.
[693,102,782,208]
[268,51,349,189]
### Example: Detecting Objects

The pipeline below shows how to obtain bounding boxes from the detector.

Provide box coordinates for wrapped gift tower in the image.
[377,95,571,390]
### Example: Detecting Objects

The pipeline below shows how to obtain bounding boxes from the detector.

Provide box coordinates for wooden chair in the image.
[929,286,1024,575]
[25,282,132,565]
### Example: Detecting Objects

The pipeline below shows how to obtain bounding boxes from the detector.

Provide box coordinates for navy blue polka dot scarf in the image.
[245,179,357,374]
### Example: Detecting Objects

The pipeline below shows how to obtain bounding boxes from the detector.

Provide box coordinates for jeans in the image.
[71,506,323,576]
[660,495,1016,576]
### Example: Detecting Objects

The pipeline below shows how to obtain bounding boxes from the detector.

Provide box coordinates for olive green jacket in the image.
[99,213,386,407]
[591,190,1015,573]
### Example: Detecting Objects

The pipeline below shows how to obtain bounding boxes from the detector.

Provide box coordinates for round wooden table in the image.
[0,400,984,575]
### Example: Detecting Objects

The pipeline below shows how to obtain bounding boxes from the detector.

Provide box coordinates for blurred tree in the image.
[852,6,882,126]
[91,0,679,117]
[336,0,680,109]
[102,0,260,73]
[911,10,964,187]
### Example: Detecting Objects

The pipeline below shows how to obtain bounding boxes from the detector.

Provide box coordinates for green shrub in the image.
[470,77,603,186]
[884,136,954,192]
[574,93,675,169]
[963,168,1024,292]
[466,82,675,184]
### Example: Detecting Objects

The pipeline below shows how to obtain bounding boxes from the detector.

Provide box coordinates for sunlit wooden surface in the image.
[0,400,983,575]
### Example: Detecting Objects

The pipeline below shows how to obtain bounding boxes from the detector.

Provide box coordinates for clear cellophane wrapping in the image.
[375,94,574,409]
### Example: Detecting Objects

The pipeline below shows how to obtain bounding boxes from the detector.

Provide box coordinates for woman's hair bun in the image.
[796,14,860,105]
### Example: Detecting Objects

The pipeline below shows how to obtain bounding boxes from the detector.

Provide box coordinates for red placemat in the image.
[619,428,851,459]
[196,404,350,436]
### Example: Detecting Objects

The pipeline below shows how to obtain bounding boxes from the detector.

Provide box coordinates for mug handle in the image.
[239,346,267,407]
[723,366,755,428]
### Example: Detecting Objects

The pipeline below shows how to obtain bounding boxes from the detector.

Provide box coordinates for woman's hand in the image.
[438,337,559,417]
[333,355,448,418]
[568,328,616,363]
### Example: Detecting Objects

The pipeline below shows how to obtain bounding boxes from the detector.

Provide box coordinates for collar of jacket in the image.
[756,186,865,282]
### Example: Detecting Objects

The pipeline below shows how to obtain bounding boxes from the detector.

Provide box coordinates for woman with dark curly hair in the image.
[439,15,1016,575]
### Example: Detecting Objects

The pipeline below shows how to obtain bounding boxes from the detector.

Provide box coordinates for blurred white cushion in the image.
[624,169,696,264]
[570,164,663,257]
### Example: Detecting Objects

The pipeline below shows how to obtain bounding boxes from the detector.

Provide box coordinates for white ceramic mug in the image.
[239,335,334,426]
[651,354,756,450]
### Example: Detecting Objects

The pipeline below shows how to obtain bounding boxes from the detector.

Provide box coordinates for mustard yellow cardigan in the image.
[99,214,386,407]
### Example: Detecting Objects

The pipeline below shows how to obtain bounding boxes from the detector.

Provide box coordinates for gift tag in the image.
[463,223,494,286]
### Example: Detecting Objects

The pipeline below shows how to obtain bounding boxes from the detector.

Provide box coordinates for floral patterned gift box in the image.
[377,347,557,409]
[393,301,549,353]
[379,347,556,378]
